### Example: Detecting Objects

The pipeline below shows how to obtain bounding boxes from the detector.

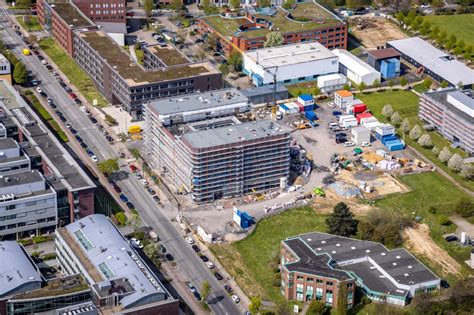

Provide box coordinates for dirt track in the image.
[403,224,462,276]
[351,17,407,49]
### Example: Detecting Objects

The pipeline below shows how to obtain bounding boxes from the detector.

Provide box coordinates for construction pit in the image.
[349,16,407,50]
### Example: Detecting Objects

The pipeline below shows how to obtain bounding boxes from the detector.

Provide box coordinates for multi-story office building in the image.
[197,2,347,55]
[281,232,440,307]
[145,88,291,203]
[0,80,96,233]
[419,89,474,154]
[55,214,179,314]
[72,0,127,23]
[0,241,93,315]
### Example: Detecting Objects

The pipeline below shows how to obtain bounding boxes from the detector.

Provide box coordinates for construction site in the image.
[349,16,407,49]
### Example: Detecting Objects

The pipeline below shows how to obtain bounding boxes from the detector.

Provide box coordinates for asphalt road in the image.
[1,8,243,315]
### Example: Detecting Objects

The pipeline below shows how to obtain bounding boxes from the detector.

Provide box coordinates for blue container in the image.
[380,58,400,79]
[305,111,318,121]
[375,132,395,141]
[385,140,405,151]
[304,104,315,111]
[381,135,398,145]
[279,104,289,111]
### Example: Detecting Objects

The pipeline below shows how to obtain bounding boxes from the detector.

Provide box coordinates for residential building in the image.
[197,2,347,56]
[281,232,440,307]
[367,48,401,80]
[145,88,291,203]
[55,214,179,314]
[332,49,381,86]
[0,241,93,315]
[72,30,221,119]
[0,54,11,84]
[242,42,339,86]
[387,37,474,88]
[0,80,96,231]
[419,88,474,154]
[143,44,192,70]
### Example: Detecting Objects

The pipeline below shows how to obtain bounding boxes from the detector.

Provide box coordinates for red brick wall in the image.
[73,0,126,23]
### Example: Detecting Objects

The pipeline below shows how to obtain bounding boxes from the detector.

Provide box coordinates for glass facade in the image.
[7,291,91,315]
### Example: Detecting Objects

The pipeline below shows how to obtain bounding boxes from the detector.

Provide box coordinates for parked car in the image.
[80,142,87,148]
[70,128,77,134]
[193,291,202,301]
[113,184,121,193]
[119,193,128,202]
[335,138,346,144]
[206,262,214,269]
[126,201,135,209]
[327,101,336,108]
[224,285,233,293]
[141,179,149,186]
[147,187,156,195]
[344,141,356,147]
[165,253,174,261]
[332,111,342,116]
[214,272,223,280]
[200,255,209,262]
[336,132,347,138]
[231,295,240,303]
[59,116,67,122]
[186,282,197,293]
[444,235,458,242]
[91,155,98,162]
[89,117,98,124]
[36,86,43,93]
[192,245,200,253]
[130,238,144,249]
[159,244,167,253]
[153,196,160,203]
[75,135,83,142]
[361,141,371,147]
[69,92,77,99]
[185,237,194,244]
[74,98,82,105]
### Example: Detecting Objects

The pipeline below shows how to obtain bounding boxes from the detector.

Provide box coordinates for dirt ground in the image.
[402,224,462,276]
[311,193,372,216]
[350,17,407,49]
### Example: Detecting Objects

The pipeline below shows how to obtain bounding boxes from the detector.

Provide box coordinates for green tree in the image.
[423,78,432,90]
[13,62,28,84]
[230,0,240,9]
[388,79,394,89]
[307,299,328,315]
[390,111,401,125]
[382,104,393,118]
[409,125,422,140]
[372,78,381,89]
[264,31,284,48]
[218,63,230,77]
[171,0,183,11]
[201,280,211,301]
[326,202,359,237]
[282,0,295,10]
[399,77,408,87]
[401,118,410,134]
[440,81,449,88]
[249,296,261,314]
[227,50,243,71]
[143,0,153,18]
[335,284,347,315]
[358,81,366,93]
[97,158,119,176]
[257,0,271,7]
[343,84,350,91]
[356,221,375,240]
[437,31,448,45]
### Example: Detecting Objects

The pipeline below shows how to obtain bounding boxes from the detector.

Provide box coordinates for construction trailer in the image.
[351,126,371,144]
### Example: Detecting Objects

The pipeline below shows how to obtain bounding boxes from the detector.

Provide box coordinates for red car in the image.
[113,184,121,193]
[129,164,137,172]
[68,92,77,99]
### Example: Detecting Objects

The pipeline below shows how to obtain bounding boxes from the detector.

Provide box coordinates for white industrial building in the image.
[317,73,348,93]
[333,49,381,86]
[243,42,339,86]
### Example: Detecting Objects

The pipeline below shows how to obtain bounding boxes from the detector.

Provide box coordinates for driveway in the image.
[450,216,474,239]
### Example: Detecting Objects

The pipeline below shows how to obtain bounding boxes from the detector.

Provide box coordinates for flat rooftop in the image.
[0,241,42,297]
[147,88,248,116]
[77,31,217,85]
[145,44,190,66]
[182,119,288,149]
[367,48,400,60]
[333,49,380,76]
[52,2,93,28]
[244,42,336,69]
[388,37,474,86]
[62,214,172,309]
[12,275,89,300]
[425,88,474,123]
[0,170,44,188]
[0,137,19,150]
[201,2,343,39]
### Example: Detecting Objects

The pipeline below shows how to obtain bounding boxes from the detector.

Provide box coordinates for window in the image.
[316,279,324,285]
[326,290,333,305]
[347,283,353,288]
[316,287,323,300]
[297,276,304,282]
[307,277,314,283]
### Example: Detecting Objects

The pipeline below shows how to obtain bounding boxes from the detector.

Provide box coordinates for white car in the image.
[130,238,144,249]
[185,236,194,244]
[41,59,48,65]
[206,262,214,269]
[328,102,336,108]
[231,295,240,303]
[47,98,53,104]
[344,141,355,147]
[136,173,143,179]
[66,123,72,129]
[80,106,87,112]
[91,155,98,162]
[141,179,149,186]
[361,142,371,147]
[36,86,43,93]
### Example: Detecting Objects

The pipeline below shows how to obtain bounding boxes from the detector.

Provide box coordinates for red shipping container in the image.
[295,102,304,112]
[353,103,367,114]
[356,112,373,123]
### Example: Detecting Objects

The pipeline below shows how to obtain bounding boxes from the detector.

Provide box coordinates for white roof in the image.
[332,49,379,76]
[245,42,336,69]
[388,37,474,86]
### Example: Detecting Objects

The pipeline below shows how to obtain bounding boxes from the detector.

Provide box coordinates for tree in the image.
[326,202,359,237]
[438,147,452,163]
[143,243,157,258]
[343,84,350,91]
[230,0,240,9]
[257,0,271,7]
[390,111,401,125]
[417,133,432,148]
[400,118,410,134]
[144,0,153,21]
[437,31,448,45]
[336,284,347,315]
[440,81,449,88]
[97,158,119,176]
[13,62,28,84]
[218,63,230,77]
[432,0,444,8]
[372,78,381,89]
[448,153,463,172]
[423,78,432,90]
[201,280,211,301]
[264,31,284,48]
[307,299,328,315]
[358,81,366,93]
[282,0,295,10]
[356,221,374,240]
[227,50,243,71]
[460,163,474,180]
[381,104,393,118]
[409,125,422,140]
[388,79,395,89]
[400,76,408,87]
[249,296,261,314]
[432,145,440,156]
[171,0,182,11]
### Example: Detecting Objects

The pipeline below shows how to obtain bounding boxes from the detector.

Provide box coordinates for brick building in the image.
[197,2,347,55]
[72,0,126,23]
[281,232,440,308]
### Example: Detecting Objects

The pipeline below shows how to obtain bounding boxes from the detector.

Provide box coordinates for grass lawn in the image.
[286,81,320,98]
[38,38,108,107]
[358,89,474,191]
[135,46,144,65]
[424,14,474,47]
[210,207,327,302]
[15,15,42,32]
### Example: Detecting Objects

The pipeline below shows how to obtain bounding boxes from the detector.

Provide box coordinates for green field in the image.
[425,14,474,47]
[16,15,42,32]
[210,207,327,302]
[38,38,107,107]
[358,89,473,191]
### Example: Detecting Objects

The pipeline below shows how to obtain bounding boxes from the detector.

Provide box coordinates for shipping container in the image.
[375,124,395,137]
[363,120,382,131]
[356,112,373,123]
[385,139,405,151]
[304,104,315,111]
[339,114,355,124]
[305,111,318,121]
[341,117,358,128]
[381,135,399,145]
[352,103,367,114]
[298,94,314,106]
[351,126,370,144]
[360,117,378,126]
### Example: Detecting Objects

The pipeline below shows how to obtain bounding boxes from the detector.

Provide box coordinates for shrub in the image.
[409,125,422,140]
[272,279,281,287]
[114,212,127,226]
[447,153,463,172]
[361,296,372,305]
[41,253,57,261]
[437,215,450,226]
[438,147,452,163]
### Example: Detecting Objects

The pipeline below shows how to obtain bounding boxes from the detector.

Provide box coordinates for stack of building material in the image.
[335,90,354,109]
[339,114,358,127]
[351,125,370,144]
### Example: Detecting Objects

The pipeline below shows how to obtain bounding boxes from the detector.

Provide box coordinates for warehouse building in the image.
[145,88,291,203]
[388,37,474,88]
[197,2,347,56]
[419,88,474,154]
[281,232,440,307]
[241,83,289,105]
[333,49,381,86]
[56,214,179,314]
[317,73,348,93]
[367,48,401,80]
[242,42,339,86]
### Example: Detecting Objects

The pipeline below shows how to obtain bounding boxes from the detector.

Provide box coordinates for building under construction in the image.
[144,88,291,203]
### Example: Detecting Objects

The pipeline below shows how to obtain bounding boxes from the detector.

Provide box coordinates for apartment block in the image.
[55,214,179,314]
[197,2,347,56]
[419,89,474,154]
[145,89,291,203]
[281,232,440,307]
